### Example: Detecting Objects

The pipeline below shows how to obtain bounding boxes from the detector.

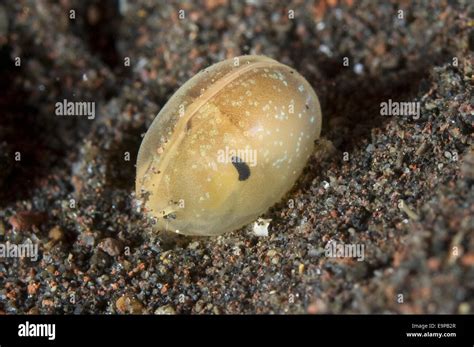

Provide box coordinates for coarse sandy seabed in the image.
[0,0,472,314]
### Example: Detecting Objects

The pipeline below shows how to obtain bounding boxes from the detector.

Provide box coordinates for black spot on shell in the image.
[231,156,250,181]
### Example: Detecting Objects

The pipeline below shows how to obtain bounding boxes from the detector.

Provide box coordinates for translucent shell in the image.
[136,55,322,236]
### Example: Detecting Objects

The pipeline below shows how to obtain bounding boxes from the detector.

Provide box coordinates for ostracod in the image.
[136,55,322,236]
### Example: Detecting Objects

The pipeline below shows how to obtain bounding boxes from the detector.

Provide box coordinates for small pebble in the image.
[48,226,64,241]
[98,237,124,257]
[8,211,45,231]
[154,305,176,315]
[116,295,144,314]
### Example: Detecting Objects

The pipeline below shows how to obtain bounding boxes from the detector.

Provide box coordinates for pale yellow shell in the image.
[136,55,322,236]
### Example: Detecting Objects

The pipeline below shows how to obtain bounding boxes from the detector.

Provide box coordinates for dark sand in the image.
[0,0,472,314]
